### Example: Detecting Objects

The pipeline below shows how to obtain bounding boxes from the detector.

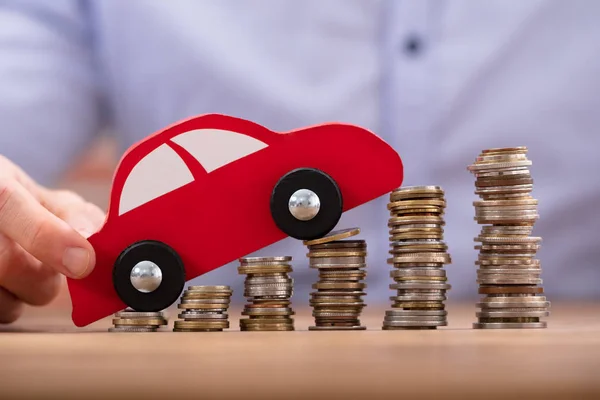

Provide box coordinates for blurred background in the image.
[2,0,600,313]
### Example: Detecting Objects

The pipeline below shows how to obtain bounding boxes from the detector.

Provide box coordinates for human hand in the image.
[0,155,105,323]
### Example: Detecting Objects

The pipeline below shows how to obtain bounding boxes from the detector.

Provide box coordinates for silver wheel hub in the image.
[288,189,320,221]
[130,260,163,293]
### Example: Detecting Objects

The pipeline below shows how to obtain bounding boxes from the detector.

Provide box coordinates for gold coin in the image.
[303,227,361,246]
[238,264,293,274]
[307,251,367,258]
[387,199,446,209]
[174,320,229,329]
[177,303,228,310]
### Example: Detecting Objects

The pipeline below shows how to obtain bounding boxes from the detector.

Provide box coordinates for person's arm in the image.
[0,0,105,323]
[0,0,103,185]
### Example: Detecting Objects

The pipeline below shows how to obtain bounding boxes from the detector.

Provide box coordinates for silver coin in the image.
[383,320,447,327]
[384,315,446,322]
[474,167,530,177]
[108,327,158,333]
[390,294,447,302]
[390,268,446,278]
[473,322,547,329]
[476,310,550,318]
[178,313,229,320]
[114,311,164,318]
[390,282,452,290]
[468,160,532,172]
[477,301,550,309]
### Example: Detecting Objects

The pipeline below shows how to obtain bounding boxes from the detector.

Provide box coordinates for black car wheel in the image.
[270,168,343,240]
[113,240,185,312]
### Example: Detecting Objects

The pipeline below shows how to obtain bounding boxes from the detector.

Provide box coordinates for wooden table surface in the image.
[1,301,599,400]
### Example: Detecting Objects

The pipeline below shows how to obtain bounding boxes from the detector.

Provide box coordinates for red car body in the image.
[67,114,403,327]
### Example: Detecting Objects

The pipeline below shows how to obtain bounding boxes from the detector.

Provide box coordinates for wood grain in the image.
[1,302,599,400]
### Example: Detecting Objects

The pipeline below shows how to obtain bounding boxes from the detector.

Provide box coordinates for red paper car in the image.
[67,114,403,327]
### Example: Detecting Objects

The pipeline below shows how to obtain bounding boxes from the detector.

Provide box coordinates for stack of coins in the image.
[468,147,550,329]
[238,257,295,331]
[109,309,168,332]
[173,286,232,332]
[382,186,452,330]
[305,228,367,331]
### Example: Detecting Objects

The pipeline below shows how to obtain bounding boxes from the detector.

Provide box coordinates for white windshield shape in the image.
[119,144,194,215]
[170,129,267,172]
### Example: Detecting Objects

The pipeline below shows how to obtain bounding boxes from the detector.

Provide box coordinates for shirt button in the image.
[403,35,423,56]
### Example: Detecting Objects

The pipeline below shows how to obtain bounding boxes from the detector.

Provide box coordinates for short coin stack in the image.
[467,147,550,329]
[173,286,232,332]
[109,309,168,332]
[305,228,367,331]
[383,186,452,330]
[238,257,295,331]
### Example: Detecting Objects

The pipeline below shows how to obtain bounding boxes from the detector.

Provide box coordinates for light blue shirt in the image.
[1,0,599,301]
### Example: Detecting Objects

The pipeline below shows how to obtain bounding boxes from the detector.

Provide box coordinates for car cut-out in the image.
[67,114,404,327]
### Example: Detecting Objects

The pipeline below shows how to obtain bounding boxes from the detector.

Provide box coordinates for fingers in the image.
[41,190,105,238]
[0,287,23,324]
[0,179,95,278]
[0,234,62,306]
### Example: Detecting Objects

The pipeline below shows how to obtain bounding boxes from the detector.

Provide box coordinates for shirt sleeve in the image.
[0,0,102,186]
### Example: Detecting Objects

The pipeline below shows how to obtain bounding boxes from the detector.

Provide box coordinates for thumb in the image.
[0,181,96,278]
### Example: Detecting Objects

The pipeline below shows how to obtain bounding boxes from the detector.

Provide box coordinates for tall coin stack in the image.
[173,286,232,332]
[109,309,168,332]
[468,147,550,329]
[382,186,452,330]
[305,228,367,331]
[238,257,295,331]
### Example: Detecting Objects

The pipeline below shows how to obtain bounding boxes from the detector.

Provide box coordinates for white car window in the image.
[170,129,268,173]
[119,144,194,215]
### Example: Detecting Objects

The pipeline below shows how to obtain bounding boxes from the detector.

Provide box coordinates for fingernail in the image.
[62,247,91,278]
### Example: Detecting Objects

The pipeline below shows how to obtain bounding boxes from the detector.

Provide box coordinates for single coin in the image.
[108,327,157,333]
[391,268,446,278]
[473,322,547,329]
[174,320,229,329]
[390,282,451,290]
[187,285,232,292]
[307,240,366,250]
[308,326,366,331]
[387,199,446,209]
[384,315,446,322]
[238,265,293,274]
[478,286,543,295]
[112,318,167,326]
[388,253,451,264]
[388,216,445,226]
[385,309,447,317]
[383,320,447,327]
[391,294,447,302]
[178,313,228,320]
[307,251,367,258]
[241,326,295,331]
[477,310,550,318]
[391,301,445,309]
[239,256,292,263]
[480,146,528,154]
[303,227,361,246]
[177,303,229,310]
[114,311,164,318]
[467,160,532,172]
[313,282,367,290]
